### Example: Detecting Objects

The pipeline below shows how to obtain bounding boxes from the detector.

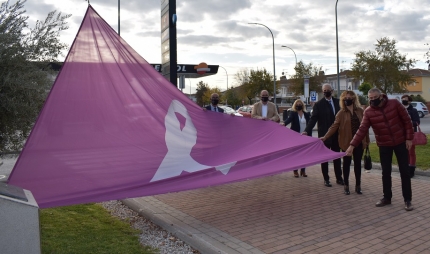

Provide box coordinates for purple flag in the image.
[7,6,343,208]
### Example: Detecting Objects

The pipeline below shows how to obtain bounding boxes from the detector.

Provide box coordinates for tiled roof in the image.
[407,68,430,77]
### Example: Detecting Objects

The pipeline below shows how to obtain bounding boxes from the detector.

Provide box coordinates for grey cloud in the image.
[136,30,160,38]
[214,21,279,39]
[178,34,234,48]
[177,0,252,22]
[26,3,55,14]
[89,0,158,12]
[24,1,63,26]
[177,28,194,35]
[339,9,429,43]
[120,16,159,34]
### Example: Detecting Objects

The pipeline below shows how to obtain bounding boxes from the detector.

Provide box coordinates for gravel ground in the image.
[101,200,199,254]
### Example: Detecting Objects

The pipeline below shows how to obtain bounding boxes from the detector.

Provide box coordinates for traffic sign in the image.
[310,91,317,102]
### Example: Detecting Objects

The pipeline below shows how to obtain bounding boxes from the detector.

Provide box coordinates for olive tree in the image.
[0,0,70,150]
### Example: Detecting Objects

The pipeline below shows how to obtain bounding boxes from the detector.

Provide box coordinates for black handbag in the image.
[363,146,372,170]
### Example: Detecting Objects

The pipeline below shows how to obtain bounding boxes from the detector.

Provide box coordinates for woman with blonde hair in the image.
[321,91,369,194]
[284,99,312,177]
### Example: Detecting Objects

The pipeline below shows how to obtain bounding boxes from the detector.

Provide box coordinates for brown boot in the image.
[293,170,299,178]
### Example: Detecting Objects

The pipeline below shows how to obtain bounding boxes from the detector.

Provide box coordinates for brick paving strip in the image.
[124,165,430,254]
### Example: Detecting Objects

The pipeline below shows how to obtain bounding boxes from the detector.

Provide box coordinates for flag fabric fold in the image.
[8,6,343,208]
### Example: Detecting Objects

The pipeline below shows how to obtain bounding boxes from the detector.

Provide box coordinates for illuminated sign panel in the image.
[161,40,170,53]
[161,12,169,31]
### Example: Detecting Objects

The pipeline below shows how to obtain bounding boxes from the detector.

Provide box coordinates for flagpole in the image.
[118,0,120,35]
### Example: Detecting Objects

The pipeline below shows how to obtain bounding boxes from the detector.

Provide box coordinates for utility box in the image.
[0,182,41,254]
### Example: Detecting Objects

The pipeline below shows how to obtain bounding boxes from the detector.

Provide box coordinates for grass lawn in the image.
[367,134,430,170]
[40,203,157,254]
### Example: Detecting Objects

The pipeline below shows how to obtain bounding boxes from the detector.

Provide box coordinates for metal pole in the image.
[118,0,120,35]
[219,66,228,91]
[189,79,191,99]
[248,23,276,105]
[335,0,340,97]
[281,45,297,67]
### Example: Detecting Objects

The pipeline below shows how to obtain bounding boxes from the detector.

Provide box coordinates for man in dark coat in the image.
[205,93,224,113]
[303,84,343,187]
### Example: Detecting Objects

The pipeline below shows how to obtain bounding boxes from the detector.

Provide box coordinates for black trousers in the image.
[379,143,412,202]
[342,143,363,186]
[321,139,342,181]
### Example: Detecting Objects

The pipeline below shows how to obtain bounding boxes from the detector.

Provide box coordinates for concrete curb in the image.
[122,197,264,254]
[366,162,430,177]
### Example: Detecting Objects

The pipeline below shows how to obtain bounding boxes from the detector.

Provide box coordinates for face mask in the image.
[261,96,269,102]
[323,91,332,98]
[370,98,381,107]
[295,105,303,111]
[211,99,219,105]
[344,99,353,106]
[402,100,409,106]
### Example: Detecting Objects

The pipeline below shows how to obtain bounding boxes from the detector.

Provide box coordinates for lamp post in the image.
[248,23,276,105]
[218,66,228,90]
[188,79,192,100]
[335,0,340,96]
[281,45,297,68]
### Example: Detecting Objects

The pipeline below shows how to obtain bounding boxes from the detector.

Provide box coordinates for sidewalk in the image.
[124,165,430,254]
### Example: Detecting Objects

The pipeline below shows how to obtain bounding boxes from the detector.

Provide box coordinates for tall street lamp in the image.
[218,66,228,91]
[281,45,297,72]
[335,0,340,96]
[248,23,276,105]
[118,0,120,35]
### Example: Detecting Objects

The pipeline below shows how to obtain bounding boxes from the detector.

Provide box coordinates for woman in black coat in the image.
[401,95,420,177]
[284,99,311,177]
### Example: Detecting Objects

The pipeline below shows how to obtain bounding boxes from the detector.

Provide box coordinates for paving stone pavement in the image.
[124,165,430,254]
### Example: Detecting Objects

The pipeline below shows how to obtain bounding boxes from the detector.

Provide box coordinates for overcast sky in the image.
[22,0,430,93]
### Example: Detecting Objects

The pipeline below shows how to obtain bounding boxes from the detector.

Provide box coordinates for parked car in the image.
[218,106,243,117]
[237,106,253,118]
[411,101,429,118]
